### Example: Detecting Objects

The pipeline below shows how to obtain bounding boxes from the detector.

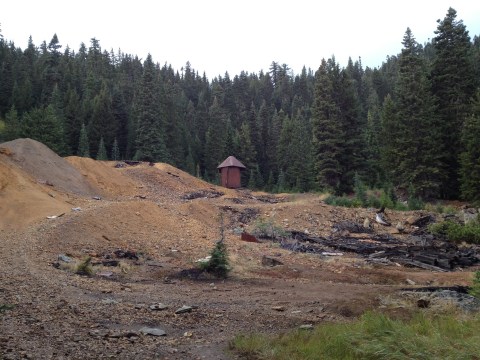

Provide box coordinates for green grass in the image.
[75,256,94,276]
[470,271,480,299]
[251,218,288,239]
[230,311,480,360]
[428,219,480,244]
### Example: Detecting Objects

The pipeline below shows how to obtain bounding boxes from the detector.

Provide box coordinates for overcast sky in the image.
[2,1,479,79]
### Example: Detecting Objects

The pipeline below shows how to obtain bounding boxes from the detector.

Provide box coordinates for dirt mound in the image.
[0,154,71,230]
[123,162,240,202]
[65,157,137,197]
[1,138,99,196]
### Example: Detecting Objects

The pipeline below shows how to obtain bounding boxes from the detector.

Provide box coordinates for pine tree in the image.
[247,169,256,189]
[237,122,257,186]
[78,123,90,157]
[111,137,120,161]
[338,65,365,193]
[380,94,399,182]
[459,91,480,202]
[203,97,228,180]
[3,106,21,141]
[134,54,168,162]
[22,105,66,155]
[96,137,108,160]
[312,59,344,193]
[431,7,475,198]
[392,28,442,198]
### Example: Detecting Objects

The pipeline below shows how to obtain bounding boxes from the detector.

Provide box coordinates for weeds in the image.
[251,218,287,239]
[324,178,423,211]
[428,220,480,244]
[230,311,480,360]
[75,256,94,276]
[469,271,480,299]
[0,304,15,314]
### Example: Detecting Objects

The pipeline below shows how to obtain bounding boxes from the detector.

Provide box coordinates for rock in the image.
[58,254,72,263]
[396,222,405,233]
[149,303,168,311]
[175,305,193,314]
[462,209,478,224]
[241,232,259,243]
[272,306,285,312]
[139,327,166,337]
[363,217,370,228]
[406,279,416,285]
[232,227,243,235]
[417,298,430,308]
[261,255,283,267]
[101,298,119,305]
[95,271,113,277]
[183,331,193,337]
[405,216,417,225]
[195,256,211,264]
[299,324,314,330]
[388,227,400,234]
[375,212,391,226]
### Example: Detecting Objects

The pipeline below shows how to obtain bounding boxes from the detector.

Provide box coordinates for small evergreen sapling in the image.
[199,213,230,278]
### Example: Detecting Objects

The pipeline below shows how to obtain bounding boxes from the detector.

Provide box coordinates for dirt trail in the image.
[0,138,477,359]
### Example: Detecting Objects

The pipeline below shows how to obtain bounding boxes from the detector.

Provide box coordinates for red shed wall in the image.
[220,166,241,188]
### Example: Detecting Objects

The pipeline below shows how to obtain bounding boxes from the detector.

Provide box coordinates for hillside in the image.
[0,138,478,359]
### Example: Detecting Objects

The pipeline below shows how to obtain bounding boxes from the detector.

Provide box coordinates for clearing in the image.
[0,138,478,359]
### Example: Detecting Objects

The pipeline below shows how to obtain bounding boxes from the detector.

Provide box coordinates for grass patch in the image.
[424,203,457,215]
[75,256,94,276]
[470,271,480,299]
[0,304,15,314]
[251,218,288,239]
[230,311,480,360]
[428,219,480,244]
[323,178,423,211]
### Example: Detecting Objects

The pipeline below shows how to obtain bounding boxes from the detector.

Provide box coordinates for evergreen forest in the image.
[1,8,479,201]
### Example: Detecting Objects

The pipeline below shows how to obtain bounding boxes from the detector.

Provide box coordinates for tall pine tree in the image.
[312,59,344,193]
[431,7,475,198]
[392,28,442,198]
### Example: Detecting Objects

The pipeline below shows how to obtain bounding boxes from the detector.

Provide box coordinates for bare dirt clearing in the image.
[1,139,478,359]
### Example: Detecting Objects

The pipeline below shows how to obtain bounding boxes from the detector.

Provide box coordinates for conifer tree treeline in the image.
[0,7,479,200]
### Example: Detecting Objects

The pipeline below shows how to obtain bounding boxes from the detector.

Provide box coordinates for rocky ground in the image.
[1,139,478,359]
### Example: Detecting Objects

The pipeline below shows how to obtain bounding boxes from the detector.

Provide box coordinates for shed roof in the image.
[217,156,246,169]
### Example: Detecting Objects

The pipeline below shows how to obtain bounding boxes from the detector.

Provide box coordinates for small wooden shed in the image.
[217,156,246,189]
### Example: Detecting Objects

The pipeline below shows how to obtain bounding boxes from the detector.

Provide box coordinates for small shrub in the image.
[425,203,457,215]
[469,271,480,299]
[407,196,424,211]
[428,220,480,244]
[75,256,94,276]
[354,173,367,205]
[251,218,288,239]
[366,194,382,209]
[199,241,230,278]
[0,304,15,314]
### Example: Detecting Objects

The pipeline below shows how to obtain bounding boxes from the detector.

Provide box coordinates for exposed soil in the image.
[0,139,478,359]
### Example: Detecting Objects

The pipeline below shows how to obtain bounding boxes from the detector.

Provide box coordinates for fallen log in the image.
[391,258,447,272]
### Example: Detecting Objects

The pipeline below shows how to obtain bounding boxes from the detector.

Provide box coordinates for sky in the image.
[2,1,480,79]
